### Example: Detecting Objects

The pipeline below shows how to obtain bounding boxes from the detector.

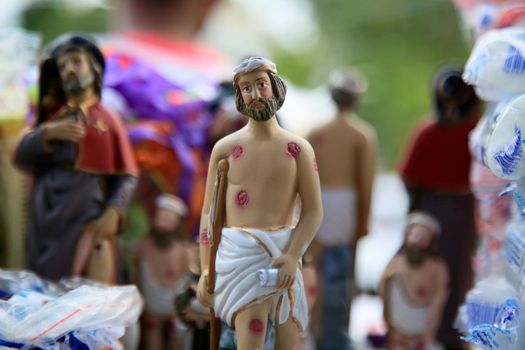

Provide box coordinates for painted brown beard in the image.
[243,96,279,122]
[62,71,94,95]
[402,246,432,267]
[151,228,178,249]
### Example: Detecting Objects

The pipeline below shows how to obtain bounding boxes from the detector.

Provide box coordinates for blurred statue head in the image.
[127,0,219,37]
[400,211,440,267]
[152,193,187,248]
[233,56,287,122]
[432,64,480,126]
[49,34,105,97]
[37,34,105,124]
[329,68,368,111]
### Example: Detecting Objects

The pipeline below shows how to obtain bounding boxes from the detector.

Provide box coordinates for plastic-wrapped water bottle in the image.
[487,298,521,350]
[464,27,525,102]
[485,95,525,180]
[463,323,516,349]
[464,276,518,329]
[462,280,520,350]
[503,218,525,285]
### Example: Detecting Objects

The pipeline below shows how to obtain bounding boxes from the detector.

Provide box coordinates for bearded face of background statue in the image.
[36,34,106,126]
[56,48,97,96]
[401,223,439,267]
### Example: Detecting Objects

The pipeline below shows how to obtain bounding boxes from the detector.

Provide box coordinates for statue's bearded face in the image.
[56,49,95,95]
[402,224,435,267]
[235,69,286,122]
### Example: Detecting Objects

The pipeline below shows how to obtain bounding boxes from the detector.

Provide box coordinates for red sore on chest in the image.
[416,287,428,298]
[165,269,177,280]
[236,190,249,207]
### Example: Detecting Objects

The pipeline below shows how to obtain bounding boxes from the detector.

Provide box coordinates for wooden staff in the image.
[208,159,229,350]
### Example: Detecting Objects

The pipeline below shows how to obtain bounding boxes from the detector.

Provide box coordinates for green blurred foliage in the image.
[274,0,469,169]
[118,201,150,282]
[21,0,109,46]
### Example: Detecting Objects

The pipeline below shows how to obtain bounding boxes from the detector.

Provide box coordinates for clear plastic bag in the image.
[0,269,143,349]
[0,28,40,119]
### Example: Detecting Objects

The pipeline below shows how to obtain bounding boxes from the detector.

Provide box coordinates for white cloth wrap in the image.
[140,260,188,316]
[214,227,307,331]
[388,275,429,336]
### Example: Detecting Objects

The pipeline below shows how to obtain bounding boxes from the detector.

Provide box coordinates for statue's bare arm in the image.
[197,138,230,306]
[272,138,323,289]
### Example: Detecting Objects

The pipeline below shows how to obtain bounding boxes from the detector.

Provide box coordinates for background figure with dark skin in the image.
[307,68,377,350]
[399,65,481,350]
[13,34,138,284]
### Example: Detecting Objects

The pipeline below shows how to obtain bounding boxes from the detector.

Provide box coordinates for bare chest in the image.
[143,244,186,286]
[227,141,299,186]
[399,264,439,303]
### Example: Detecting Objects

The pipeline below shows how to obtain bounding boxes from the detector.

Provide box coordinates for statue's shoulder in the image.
[280,129,310,146]
[212,128,247,156]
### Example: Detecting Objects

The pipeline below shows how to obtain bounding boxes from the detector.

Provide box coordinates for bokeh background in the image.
[0,1,481,346]
[4,0,468,169]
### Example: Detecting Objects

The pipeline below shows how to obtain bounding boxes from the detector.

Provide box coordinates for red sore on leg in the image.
[286,142,301,159]
[313,158,318,172]
[249,319,264,336]
[308,285,318,297]
[236,190,249,207]
[200,228,210,245]
[231,145,244,160]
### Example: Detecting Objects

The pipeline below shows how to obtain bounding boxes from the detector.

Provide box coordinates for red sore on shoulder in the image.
[231,145,244,160]
[286,142,301,159]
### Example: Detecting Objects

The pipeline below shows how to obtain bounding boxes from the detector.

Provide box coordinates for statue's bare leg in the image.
[86,239,117,284]
[276,317,300,350]
[234,300,271,350]
[141,314,165,350]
